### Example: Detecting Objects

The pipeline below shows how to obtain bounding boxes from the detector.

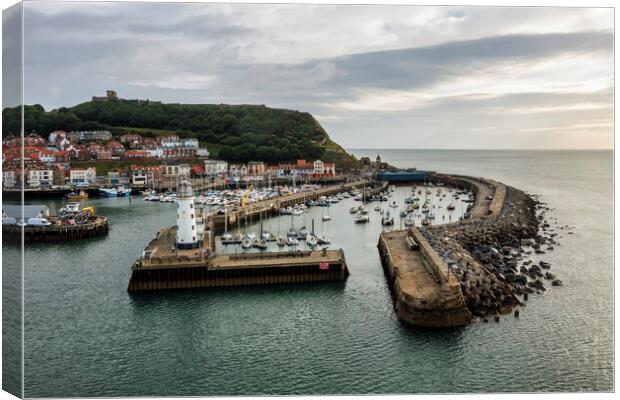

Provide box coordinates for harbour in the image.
[4,149,613,396]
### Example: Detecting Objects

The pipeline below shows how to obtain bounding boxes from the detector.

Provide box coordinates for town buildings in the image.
[2,130,337,190]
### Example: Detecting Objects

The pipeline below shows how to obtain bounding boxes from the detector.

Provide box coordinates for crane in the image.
[240,184,253,210]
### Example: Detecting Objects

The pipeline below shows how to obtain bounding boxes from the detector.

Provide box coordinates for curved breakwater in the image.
[378,172,559,326]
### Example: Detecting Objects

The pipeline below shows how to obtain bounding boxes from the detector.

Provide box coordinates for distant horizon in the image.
[347,148,614,151]
[4,3,613,150]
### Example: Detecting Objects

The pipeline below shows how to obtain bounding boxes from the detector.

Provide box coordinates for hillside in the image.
[2,100,362,170]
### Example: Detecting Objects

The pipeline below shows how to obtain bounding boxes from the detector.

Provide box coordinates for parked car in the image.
[27,217,52,226]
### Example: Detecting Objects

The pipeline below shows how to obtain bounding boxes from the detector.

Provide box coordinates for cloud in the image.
[15,2,615,149]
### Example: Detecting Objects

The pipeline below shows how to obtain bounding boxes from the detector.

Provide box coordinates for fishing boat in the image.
[117,187,131,197]
[66,190,88,200]
[99,188,118,197]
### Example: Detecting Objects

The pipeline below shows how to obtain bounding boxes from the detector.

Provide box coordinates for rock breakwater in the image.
[419,174,565,319]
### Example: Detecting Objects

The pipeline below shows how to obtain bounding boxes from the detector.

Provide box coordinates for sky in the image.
[6,2,616,149]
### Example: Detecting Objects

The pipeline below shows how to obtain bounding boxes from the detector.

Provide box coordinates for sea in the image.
[1,149,614,396]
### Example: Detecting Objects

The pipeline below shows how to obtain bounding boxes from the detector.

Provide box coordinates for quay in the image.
[128,249,348,291]
[128,227,348,291]
[128,179,349,291]
[2,216,109,242]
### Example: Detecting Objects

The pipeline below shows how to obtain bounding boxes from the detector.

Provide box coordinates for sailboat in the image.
[322,206,331,221]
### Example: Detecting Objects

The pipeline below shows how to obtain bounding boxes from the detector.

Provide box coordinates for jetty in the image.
[128,179,351,292]
[128,226,348,291]
[2,204,109,243]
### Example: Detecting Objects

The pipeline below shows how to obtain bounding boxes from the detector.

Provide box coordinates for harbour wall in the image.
[378,171,540,327]
[378,229,473,328]
[128,249,349,291]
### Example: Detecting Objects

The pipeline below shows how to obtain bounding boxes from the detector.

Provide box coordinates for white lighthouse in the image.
[175,179,198,249]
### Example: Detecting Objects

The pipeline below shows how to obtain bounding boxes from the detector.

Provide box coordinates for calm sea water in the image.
[2,150,613,396]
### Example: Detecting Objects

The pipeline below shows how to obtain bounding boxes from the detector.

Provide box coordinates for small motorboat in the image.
[306,234,318,247]
[349,207,358,214]
[298,226,309,239]
[318,236,331,245]
[241,237,255,249]
[354,214,370,224]
[390,201,398,208]
[66,190,88,200]
[447,203,456,211]
[254,239,268,250]
[287,236,300,246]
[382,212,394,226]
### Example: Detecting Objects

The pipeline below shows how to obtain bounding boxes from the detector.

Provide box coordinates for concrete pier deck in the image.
[128,242,349,292]
[378,229,472,328]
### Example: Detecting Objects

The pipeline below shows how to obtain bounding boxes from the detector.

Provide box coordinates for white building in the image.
[69,167,96,185]
[229,164,247,177]
[196,148,210,158]
[131,169,148,186]
[28,168,53,188]
[204,160,228,176]
[175,179,198,249]
[2,170,16,188]
[164,163,191,177]
[313,160,325,174]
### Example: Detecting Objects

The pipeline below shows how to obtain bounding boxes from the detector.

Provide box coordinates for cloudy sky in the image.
[12,2,616,149]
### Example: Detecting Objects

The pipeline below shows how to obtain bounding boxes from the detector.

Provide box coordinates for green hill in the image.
[2,100,361,170]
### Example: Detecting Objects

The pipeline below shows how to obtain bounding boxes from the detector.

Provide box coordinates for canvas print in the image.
[1,1,614,397]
